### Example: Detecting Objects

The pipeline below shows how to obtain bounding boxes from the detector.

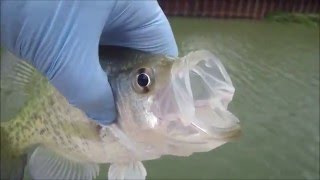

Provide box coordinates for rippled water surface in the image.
[88,18,320,179]
[2,18,319,180]
[137,18,319,180]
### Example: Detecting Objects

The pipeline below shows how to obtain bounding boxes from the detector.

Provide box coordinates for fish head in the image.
[100,46,241,159]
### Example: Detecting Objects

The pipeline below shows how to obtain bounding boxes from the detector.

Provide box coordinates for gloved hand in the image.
[1,1,178,126]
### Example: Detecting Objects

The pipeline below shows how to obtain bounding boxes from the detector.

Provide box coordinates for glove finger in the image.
[100,0,178,57]
[1,1,117,124]
[50,48,116,125]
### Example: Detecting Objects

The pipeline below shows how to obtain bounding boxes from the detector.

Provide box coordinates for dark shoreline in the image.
[158,0,320,20]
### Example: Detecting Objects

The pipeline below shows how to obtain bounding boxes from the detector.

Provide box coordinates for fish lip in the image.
[161,122,241,157]
[152,84,240,144]
[165,121,242,144]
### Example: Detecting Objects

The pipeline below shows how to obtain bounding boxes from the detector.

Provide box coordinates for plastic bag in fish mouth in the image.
[151,50,240,143]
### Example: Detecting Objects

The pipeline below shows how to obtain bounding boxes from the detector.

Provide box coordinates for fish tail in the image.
[0,123,28,180]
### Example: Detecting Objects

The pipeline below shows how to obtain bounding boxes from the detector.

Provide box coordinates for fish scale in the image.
[1,69,113,159]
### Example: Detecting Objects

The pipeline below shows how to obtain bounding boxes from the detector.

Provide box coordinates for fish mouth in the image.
[151,50,241,150]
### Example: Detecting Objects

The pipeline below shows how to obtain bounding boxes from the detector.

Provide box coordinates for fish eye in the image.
[132,67,154,93]
[137,73,150,87]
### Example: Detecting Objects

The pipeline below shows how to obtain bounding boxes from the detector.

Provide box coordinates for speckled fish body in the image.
[0,46,241,180]
[0,56,128,163]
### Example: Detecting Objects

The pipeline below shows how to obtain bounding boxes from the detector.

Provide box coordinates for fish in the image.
[0,45,241,180]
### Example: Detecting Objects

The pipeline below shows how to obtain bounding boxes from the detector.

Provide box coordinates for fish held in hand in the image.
[0,46,241,180]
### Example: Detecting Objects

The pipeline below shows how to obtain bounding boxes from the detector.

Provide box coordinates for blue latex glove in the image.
[1,1,178,126]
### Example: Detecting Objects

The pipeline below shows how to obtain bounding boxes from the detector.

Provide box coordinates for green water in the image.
[128,18,319,180]
[140,18,319,180]
[3,18,319,179]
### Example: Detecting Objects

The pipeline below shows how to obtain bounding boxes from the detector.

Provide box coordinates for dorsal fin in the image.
[1,50,48,122]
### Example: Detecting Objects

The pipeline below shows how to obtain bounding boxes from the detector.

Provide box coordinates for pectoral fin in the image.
[28,146,99,180]
[108,161,146,180]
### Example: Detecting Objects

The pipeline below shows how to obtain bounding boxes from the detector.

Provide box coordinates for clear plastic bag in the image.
[153,50,240,145]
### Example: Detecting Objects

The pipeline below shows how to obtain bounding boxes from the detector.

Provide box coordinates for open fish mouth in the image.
[151,50,241,148]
